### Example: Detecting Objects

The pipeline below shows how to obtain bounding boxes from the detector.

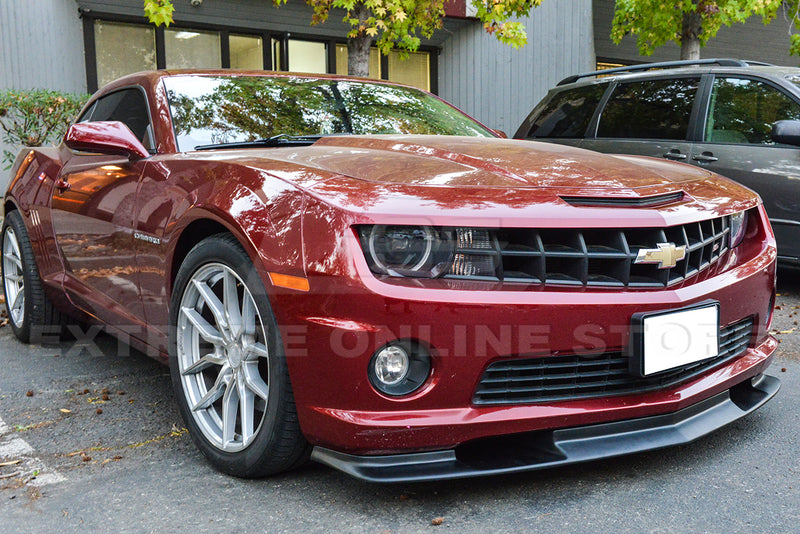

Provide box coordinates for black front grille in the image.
[447,215,730,288]
[472,317,754,405]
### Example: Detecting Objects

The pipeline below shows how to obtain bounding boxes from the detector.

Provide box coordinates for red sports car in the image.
[2,70,780,482]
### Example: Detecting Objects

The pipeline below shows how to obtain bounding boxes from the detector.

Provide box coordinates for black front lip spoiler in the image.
[311,374,780,483]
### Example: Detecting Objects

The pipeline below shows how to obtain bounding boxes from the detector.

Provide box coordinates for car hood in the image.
[271,135,711,190]
[174,135,758,226]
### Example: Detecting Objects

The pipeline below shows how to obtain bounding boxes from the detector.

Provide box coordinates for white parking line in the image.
[0,415,66,486]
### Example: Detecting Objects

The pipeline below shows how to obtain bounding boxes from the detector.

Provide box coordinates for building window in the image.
[165,28,222,69]
[287,39,328,74]
[334,45,382,79]
[230,34,264,70]
[84,18,436,94]
[388,51,430,91]
[94,21,156,88]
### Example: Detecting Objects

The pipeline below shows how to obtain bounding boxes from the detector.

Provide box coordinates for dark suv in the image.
[514,58,800,264]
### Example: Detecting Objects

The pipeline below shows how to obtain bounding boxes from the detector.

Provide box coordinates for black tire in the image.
[1,210,65,343]
[169,233,309,477]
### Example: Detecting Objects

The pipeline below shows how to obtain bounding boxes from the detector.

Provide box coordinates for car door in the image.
[583,76,701,164]
[690,76,800,261]
[51,87,154,330]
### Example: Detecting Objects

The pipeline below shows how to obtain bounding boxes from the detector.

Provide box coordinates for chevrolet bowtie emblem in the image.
[634,242,686,269]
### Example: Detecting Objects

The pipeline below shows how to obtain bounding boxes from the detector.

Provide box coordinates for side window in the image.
[524,84,606,138]
[76,102,96,123]
[705,77,800,145]
[597,77,700,140]
[89,88,154,151]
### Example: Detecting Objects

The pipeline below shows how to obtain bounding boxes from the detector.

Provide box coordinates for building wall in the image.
[0,0,86,191]
[439,0,595,135]
[594,0,799,66]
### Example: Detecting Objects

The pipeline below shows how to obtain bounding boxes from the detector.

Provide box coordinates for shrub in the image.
[0,89,90,168]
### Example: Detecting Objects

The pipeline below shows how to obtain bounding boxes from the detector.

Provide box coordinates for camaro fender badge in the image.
[634,242,686,269]
[134,231,161,245]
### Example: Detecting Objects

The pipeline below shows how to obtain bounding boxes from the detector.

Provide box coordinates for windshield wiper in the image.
[194,134,325,151]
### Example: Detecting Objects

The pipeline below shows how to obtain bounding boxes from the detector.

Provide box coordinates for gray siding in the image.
[439,0,595,135]
[0,0,86,191]
[594,0,799,66]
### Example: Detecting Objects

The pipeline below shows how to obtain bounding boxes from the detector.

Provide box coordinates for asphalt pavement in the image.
[0,267,798,533]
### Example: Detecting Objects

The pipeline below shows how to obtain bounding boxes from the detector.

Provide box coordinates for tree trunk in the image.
[347,3,373,77]
[680,11,702,60]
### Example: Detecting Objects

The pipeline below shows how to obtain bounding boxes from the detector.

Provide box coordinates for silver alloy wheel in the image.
[2,226,25,328]
[177,263,271,452]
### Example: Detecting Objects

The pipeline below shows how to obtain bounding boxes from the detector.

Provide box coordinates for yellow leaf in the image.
[366,27,378,37]
[60,409,71,413]
[394,10,406,22]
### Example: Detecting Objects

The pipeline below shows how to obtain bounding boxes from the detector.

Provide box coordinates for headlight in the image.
[358,225,499,278]
[729,211,748,248]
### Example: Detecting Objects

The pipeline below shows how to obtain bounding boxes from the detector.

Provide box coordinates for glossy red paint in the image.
[64,121,150,160]
[3,71,779,476]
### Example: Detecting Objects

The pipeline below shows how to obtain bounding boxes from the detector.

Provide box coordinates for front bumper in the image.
[311,374,780,482]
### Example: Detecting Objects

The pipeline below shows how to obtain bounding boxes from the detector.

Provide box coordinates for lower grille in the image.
[472,317,754,405]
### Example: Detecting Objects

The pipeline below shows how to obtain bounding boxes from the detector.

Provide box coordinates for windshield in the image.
[163,75,494,151]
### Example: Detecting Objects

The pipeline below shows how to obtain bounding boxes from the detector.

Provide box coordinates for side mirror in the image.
[771,120,800,147]
[64,121,150,160]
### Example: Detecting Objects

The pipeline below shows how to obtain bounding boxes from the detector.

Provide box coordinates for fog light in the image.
[373,346,410,386]
[368,341,431,397]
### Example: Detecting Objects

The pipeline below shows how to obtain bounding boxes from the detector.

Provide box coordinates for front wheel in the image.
[169,233,309,477]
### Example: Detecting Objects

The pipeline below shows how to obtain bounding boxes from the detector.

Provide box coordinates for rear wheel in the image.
[169,233,309,477]
[1,210,64,343]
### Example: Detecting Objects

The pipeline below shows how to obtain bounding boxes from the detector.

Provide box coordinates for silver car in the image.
[515,58,800,264]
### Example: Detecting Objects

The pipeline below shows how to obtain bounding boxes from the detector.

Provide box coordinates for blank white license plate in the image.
[641,304,719,376]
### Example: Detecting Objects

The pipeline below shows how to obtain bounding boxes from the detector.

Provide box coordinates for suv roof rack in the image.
[557,58,774,86]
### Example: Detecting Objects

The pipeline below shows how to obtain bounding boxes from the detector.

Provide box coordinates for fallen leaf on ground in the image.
[59,409,71,414]
[431,517,444,526]
[0,459,22,467]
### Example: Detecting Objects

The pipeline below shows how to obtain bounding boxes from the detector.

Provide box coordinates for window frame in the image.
[695,73,800,147]
[79,11,439,94]
[591,74,705,142]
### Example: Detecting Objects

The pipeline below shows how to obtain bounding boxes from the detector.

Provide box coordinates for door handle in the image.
[693,152,718,163]
[55,178,70,192]
[663,150,687,160]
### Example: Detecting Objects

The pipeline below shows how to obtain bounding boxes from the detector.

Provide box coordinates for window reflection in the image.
[706,78,800,144]
[164,76,493,151]
[526,84,606,138]
[598,78,700,140]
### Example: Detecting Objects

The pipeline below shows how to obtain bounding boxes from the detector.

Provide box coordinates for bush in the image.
[0,89,90,168]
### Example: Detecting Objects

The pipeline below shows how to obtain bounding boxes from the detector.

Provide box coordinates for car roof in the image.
[556,59,800,89]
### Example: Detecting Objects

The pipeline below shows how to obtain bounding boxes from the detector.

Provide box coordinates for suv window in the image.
[524,84,606,138]
[705,77,800,144]
[83,88,153,151]
[597,78,700,140]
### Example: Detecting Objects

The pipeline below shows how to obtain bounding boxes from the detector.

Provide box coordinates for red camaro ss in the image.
[2,70,779,482]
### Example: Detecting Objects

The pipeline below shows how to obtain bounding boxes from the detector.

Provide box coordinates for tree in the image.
[611,0,800,61]
[144,0,544,77]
